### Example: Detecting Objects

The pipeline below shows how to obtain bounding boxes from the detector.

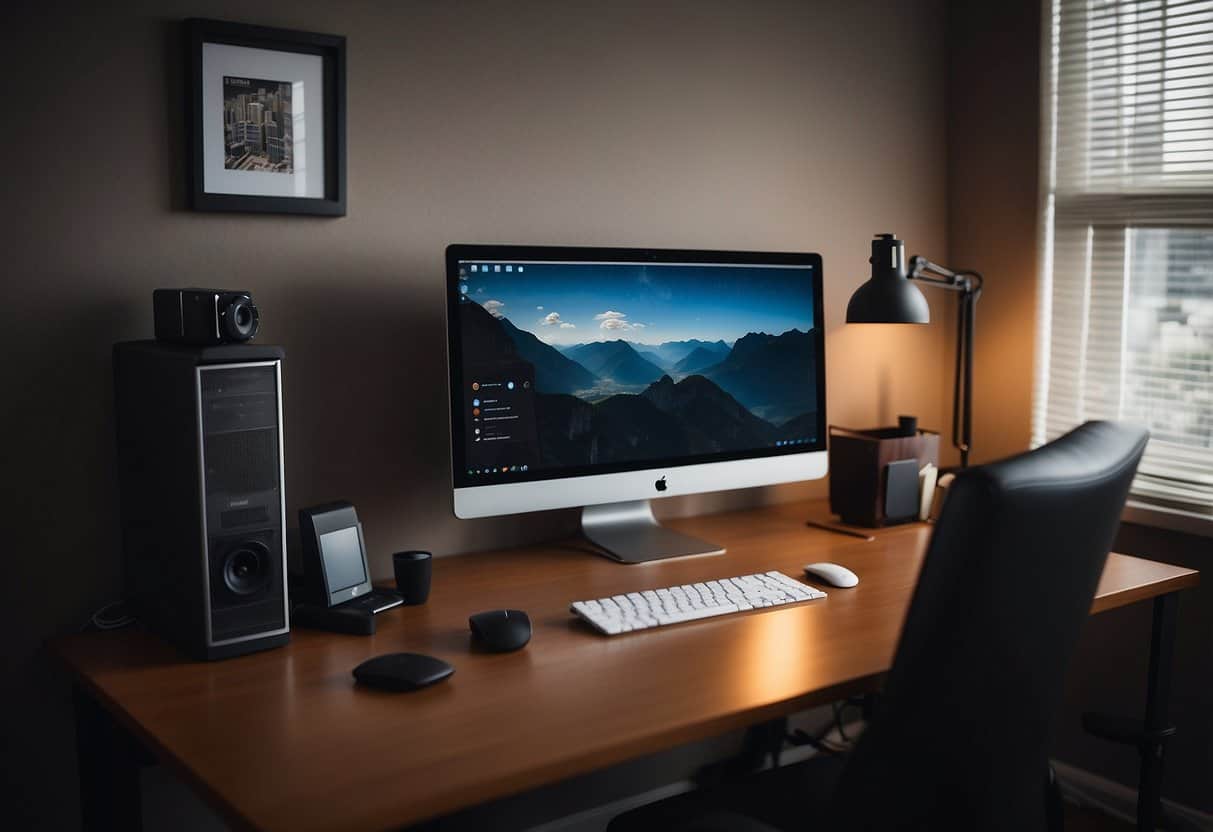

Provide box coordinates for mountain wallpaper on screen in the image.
[499,316,597,394]
[460,300,595,395]
[457,277,817,469]
[565,341,666,387]
[648,339,731,366]
[701,329,816,425]
[634,348,672,370]
[672,346,724,374]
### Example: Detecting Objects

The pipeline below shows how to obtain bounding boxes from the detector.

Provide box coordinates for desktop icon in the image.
[521,464,528,471]
[518,266,524,272]
[506,265,513,272]
[472,382,480,391]
[473,398,480,406]
[471,265,478,272]
[507,381,515,390]
[473,408,481,416]
[494,265,501,272]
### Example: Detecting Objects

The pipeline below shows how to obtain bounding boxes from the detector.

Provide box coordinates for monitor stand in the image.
[580,500,726,564]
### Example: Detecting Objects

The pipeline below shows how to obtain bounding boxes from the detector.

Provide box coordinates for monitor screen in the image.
[318,526,367,592]
[447,247,825,491]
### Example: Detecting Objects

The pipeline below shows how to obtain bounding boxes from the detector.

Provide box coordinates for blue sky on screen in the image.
[460,262,815,345]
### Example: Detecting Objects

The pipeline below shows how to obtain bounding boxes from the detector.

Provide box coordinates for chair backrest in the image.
[827,421,1148,831]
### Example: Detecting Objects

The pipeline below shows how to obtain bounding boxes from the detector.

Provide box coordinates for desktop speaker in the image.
[153,288,260,345]
[113,340,290,660]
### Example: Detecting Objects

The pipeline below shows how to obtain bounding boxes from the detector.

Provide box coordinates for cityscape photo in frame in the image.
[223,76,295,174]
[186,19,346,216]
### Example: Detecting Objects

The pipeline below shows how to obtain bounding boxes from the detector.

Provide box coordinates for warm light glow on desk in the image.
[733,607,819,702]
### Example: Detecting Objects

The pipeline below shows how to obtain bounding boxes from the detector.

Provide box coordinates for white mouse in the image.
[803,562,859,588]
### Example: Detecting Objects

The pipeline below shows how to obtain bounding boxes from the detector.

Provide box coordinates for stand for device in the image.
[580,500,725,564]
[292,602,376,635]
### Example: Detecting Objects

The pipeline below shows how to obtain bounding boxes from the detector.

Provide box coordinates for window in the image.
[1035,0,1213,522]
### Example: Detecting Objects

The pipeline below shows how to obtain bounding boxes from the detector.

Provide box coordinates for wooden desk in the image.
[53,500,1198,832]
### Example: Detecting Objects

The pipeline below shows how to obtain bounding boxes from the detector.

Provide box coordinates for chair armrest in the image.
[1082,711,1176,747]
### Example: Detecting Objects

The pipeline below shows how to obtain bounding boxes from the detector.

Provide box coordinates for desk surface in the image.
[52,499,1199,832]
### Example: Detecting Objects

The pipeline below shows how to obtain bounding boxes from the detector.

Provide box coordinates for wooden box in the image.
[828,425,941,527]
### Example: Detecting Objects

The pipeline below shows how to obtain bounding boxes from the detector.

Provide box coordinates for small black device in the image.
[298,501,403,613]
[113,340,289,660]
[469,609,532,652]
[392,550,432,605]
[353,653,454,692]
[884,458,922,522]
[154,288,260,345]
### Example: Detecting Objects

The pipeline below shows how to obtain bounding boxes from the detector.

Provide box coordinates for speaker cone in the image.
[219,295,260,342]
[222,540,271,596]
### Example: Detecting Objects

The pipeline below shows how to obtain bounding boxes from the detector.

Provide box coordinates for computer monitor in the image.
[444,245,827,563]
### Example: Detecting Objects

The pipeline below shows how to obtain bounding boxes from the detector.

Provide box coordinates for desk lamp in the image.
[846,233,984,467]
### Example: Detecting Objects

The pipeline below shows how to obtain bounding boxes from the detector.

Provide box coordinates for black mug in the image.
[393,551,432,605]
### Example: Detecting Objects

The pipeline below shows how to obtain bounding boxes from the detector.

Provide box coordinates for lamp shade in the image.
[846,233,930,324]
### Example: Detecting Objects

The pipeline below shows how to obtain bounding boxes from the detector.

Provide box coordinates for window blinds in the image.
[1034,0,1213,517]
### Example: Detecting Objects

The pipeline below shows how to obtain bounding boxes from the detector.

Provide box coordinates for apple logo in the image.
[655,476,667,492]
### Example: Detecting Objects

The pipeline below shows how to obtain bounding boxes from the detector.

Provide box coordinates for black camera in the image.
[153,288,260,345]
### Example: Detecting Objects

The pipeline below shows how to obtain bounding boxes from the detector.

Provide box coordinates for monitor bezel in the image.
[444,244,827,516]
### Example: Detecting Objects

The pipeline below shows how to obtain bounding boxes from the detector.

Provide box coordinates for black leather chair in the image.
[609,421,1149,832]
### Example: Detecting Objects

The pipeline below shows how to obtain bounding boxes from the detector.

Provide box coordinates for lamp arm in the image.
[906,255,985,467]
[907,255,957,281]
[907,255,984,296]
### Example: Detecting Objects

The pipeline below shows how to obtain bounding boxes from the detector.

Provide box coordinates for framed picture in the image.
[185,18,346,216]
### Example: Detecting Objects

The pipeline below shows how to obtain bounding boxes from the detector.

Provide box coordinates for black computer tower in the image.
[113,340,290,660]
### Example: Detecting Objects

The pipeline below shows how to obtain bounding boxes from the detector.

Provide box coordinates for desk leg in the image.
[74,686,144,832]
[1137,592,1177,832]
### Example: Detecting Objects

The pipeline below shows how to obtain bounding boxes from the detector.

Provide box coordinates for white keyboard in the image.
[570,571,826,636]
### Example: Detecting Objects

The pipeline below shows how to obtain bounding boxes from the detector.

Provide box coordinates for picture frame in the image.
[185,18,346,216]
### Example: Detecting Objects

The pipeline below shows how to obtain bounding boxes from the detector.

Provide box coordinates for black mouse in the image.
[469,609,531,652]
[352,652,454,691]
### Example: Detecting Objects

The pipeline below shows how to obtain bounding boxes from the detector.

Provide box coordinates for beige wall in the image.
[946,0,1041,464]
[2,1,949,827]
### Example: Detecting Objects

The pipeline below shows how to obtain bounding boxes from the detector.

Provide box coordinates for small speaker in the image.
[114,340,290,660]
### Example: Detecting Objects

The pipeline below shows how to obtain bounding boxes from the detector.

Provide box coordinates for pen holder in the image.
[393,551,432,605]
[828,425,940,527]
